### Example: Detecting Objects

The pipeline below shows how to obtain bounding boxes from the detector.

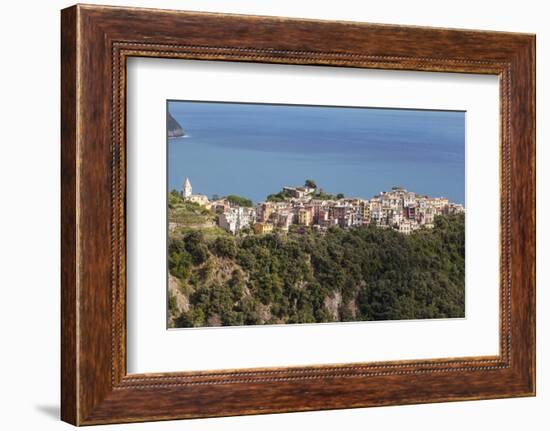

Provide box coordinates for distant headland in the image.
[167,112,185,138]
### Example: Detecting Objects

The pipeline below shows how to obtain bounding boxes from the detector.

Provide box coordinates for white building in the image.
[181,177,209,206]
[218,207,255,234]
[399,220,418,235]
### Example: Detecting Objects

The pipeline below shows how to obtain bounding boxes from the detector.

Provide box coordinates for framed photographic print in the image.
[61,4,536,425]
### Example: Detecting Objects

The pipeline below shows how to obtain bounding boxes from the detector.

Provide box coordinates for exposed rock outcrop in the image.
[167,112,185,138]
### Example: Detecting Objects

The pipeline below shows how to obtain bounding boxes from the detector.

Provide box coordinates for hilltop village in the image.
[179,178,465,236]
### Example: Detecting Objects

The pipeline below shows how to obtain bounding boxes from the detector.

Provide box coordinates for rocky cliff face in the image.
[167,112,185,138]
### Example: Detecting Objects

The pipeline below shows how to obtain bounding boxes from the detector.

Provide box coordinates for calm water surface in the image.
[167,101,465,205]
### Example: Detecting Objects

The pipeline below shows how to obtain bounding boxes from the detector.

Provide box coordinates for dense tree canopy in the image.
[224,194,253,207]
[168,213,465,328]
[266,189,295,202]
[304,179,317,189]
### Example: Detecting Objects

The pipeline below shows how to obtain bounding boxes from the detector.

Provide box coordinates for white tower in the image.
[183,177,192,198]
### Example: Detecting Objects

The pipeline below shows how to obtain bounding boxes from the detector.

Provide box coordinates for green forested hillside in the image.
[168,210,465,328]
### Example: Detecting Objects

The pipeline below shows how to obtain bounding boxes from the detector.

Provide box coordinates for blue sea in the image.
[167,101,465,205]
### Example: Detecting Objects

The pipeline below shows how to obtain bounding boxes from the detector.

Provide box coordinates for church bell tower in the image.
[183,177,192,198]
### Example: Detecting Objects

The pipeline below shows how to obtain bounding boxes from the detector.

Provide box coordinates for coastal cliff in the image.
[168,112,185,138]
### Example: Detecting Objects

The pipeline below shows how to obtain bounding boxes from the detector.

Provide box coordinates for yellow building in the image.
[258,203,274,223]
[253,222,274,235]
[187,194,209,206]
[297,208,312,226]
[362,204,371,224]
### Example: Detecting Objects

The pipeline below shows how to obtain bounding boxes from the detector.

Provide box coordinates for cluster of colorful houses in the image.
[181,178,464,235]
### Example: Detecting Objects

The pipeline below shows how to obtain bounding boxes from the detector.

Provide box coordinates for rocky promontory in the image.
[167,112,185,138]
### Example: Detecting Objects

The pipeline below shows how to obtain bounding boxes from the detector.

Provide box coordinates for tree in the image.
[168,237,192,279]
[168,190,183,208]
[266,189,293,202]
[168,294,179,315]
[304,179,317,189]
[212,236,237,258]
[225,194,253,207]
[168,212,465,328]
[183,231,209,265]
[336,193,345,199]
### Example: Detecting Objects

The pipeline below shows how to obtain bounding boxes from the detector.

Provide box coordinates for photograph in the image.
[167,101,466,328]
[52,2,536,426]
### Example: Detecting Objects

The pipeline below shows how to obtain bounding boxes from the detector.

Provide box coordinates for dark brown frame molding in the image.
[61,4,536,425]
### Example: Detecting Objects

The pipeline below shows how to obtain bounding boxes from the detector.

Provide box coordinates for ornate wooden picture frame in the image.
[61,4,535,425]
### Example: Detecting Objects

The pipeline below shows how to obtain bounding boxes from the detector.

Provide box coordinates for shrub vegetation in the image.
[168,210,465,327]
